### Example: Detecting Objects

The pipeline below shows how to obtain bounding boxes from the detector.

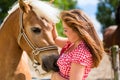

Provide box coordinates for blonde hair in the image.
[60,9,104,68]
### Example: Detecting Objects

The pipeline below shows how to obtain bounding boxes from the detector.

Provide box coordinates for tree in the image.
[0,0,17,23]
[45,0,77,10]
[96,0,119,30]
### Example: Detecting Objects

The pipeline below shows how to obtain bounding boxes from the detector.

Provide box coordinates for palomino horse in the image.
[0,0,60,80]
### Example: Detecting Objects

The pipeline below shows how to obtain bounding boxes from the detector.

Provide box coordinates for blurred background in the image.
[0,0,119,80]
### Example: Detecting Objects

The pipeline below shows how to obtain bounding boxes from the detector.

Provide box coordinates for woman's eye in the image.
[31,27,41,34]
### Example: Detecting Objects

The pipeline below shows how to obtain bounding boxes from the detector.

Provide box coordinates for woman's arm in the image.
[52,25,68,48]
[69,63,85,80]
[51,63,85,80]
[51,72,67,80]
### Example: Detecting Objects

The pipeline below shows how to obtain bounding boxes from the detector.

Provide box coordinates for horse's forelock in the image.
[29,0,60,24]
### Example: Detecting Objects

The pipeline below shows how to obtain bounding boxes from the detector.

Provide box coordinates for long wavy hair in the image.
[60,9,104,68]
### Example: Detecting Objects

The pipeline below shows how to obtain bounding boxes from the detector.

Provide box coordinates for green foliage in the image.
[53,0,77,10]
[0,0,17,23]
[56,20,66,37]
[96,0,119,30]
[44,0,77,10]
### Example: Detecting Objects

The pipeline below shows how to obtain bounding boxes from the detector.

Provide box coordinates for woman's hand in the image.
[52,24,58,41]
[51,72,67,80]
[51,72,57,80]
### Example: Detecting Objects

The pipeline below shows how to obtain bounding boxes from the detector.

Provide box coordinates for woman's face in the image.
[62,21,80,43]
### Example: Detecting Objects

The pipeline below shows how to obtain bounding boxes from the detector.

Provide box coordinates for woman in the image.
[51,9,104,80]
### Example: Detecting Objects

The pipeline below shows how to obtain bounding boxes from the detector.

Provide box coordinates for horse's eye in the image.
[31,27,41,34]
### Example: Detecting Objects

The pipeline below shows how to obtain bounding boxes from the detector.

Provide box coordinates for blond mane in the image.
[0,0,60,29]
[29,0,60,23]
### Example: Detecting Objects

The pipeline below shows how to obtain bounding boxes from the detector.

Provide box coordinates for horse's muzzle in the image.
[41,53,59,72]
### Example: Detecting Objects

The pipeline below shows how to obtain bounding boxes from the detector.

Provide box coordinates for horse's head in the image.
[18,0,59,72]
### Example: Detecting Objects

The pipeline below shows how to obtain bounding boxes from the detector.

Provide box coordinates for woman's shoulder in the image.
[77,41,90,53]
[71,41,93,66]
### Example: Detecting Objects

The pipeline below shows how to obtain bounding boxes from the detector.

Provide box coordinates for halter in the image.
[17,10,58,73]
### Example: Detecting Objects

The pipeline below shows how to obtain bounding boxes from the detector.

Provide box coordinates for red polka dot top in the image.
[57,41,93,80]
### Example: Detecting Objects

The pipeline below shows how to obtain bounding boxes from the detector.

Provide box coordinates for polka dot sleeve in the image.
[71,44,93,66]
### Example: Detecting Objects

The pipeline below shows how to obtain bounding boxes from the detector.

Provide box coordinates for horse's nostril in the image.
[41,54,59,72]
[42,60,50,72]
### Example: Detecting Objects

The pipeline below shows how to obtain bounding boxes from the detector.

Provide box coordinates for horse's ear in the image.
[19,0,30,13]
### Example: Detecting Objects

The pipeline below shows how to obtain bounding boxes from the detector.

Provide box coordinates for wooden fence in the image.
[110,45,120,80]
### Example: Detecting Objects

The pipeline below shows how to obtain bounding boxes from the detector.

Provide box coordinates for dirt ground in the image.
[23,52,117,80]
[86,53,114,80]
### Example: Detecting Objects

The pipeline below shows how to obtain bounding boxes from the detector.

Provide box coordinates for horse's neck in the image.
[112,25,120,46]
[0,8,20,38]
[0,9,31,79]
[114,25,120,34]
[116,25,120,30]
[0,8,21,56]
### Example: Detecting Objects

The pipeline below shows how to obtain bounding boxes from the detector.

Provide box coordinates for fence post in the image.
[110,45,119,80]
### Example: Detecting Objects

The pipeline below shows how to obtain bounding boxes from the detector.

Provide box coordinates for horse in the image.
[0,0,60,80]
[103,25,118,49]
